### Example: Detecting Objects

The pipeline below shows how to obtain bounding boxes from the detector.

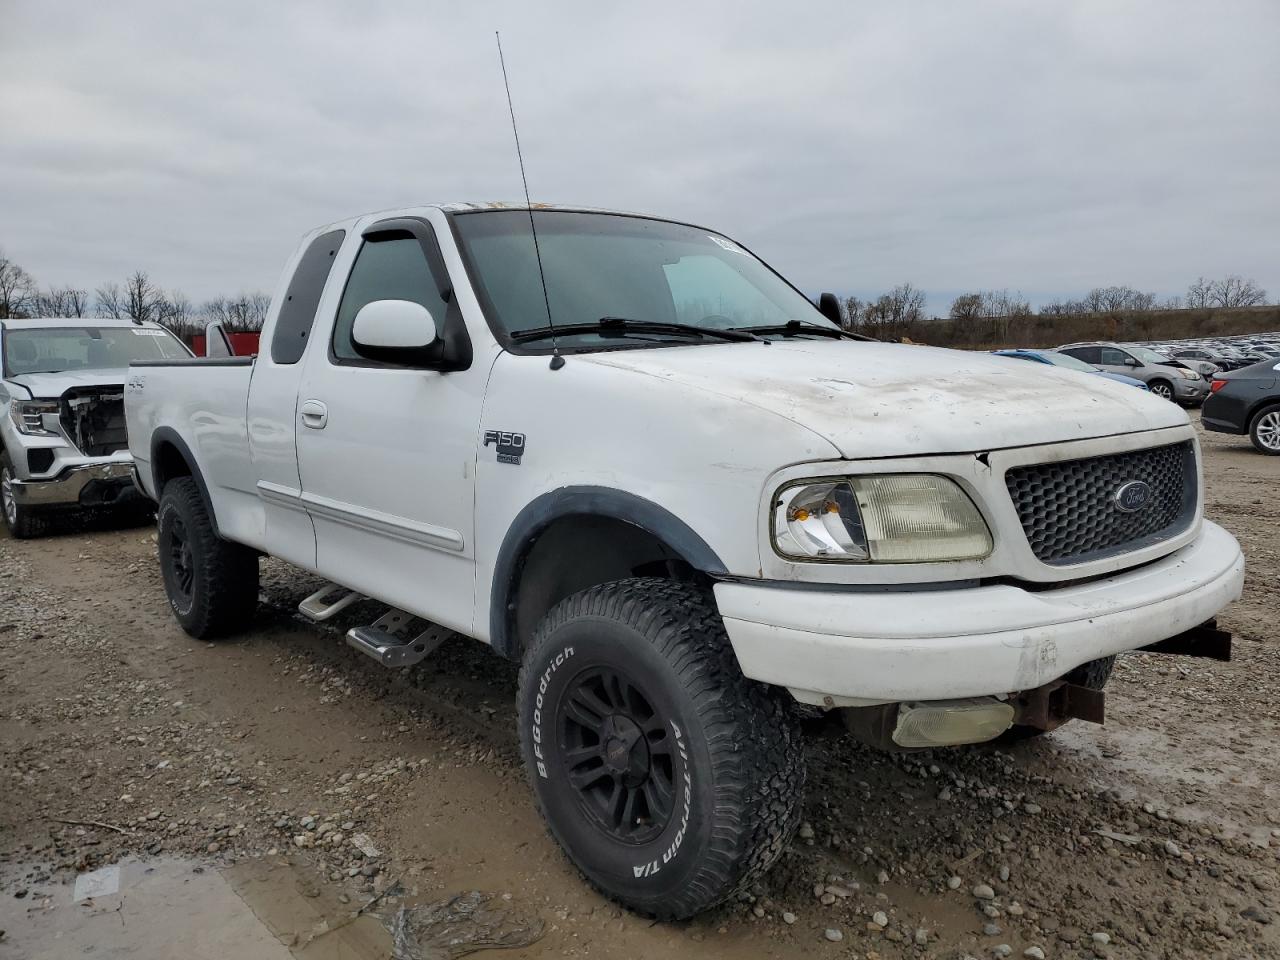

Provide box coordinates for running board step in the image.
[345,609,449,668]
[299,584,362,621]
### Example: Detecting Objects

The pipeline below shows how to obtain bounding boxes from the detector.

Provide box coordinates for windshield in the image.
[1040,351,1099,373]
[1128,345,1171,365]
[452,211,837,349]
[3,325,190,377]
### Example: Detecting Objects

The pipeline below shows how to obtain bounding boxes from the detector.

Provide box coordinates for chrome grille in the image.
[1005,441,1196,565]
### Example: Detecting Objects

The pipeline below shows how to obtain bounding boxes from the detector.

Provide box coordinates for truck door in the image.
[293,217,486,635]
[247,228,347,571]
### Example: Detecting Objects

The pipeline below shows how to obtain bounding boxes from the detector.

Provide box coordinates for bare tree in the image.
[1185,277,1214,309]
[0,250,36,319]
[1211,275,1267,308]
[95,282,127,319]
[155,291,198,339]
[35,286,90,317]
[124,270,163,322]
[202,292,271,333]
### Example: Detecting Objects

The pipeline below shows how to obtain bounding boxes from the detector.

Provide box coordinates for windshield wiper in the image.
[732,320,874,341]
[511,317,762,344]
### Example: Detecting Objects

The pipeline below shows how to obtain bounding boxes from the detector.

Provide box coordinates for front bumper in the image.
[1173,378,1210,402]
[11,461,138,508]
[715,521,1245,706]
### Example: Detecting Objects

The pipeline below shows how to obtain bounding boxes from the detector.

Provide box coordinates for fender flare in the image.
[489,486,728,660]
[148,427,222,537]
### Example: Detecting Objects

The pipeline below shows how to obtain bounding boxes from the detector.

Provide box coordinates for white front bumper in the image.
[715,521,1245,706]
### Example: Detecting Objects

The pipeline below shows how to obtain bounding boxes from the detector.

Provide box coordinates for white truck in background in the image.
[124,203,1245,919]
[0,317,189,537]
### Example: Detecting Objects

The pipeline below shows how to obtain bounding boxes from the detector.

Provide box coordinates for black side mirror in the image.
[818,292,843,326]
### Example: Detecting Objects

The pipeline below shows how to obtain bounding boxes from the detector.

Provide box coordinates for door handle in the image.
[300,399,328,429]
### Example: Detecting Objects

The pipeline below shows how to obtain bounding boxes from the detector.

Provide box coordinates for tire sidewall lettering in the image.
[530,645,574,778]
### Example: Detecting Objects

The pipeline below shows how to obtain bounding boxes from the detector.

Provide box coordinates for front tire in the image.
[1249,404,1280,455]
[0,455,47,539]
[1149,379,1175,402]
[517,578,804,919]
[157,477,259,638]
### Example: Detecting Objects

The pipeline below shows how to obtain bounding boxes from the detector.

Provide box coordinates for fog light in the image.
[892,698,1014,747]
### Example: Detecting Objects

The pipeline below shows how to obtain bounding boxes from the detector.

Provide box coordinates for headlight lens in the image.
[1176,368,1200,381]
[9,400,59,436]
[773,475,992,563]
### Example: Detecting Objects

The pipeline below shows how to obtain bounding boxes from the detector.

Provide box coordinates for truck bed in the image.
[125,356,265,548]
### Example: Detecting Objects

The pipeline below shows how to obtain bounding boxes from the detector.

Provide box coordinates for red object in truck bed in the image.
[190,332,261,357]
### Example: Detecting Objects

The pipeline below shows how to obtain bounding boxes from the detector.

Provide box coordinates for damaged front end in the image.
[839,620,1233,750]
[60,386,129,457]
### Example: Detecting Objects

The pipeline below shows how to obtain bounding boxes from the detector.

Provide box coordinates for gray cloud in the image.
[1,0,1277,315]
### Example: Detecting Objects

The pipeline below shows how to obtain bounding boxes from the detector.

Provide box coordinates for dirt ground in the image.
[1,413,1277,959]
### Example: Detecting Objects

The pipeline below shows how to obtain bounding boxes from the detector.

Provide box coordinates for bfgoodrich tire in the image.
[157,477,259,639]
[517,578,804,920]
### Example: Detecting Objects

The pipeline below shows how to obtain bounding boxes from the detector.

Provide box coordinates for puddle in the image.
[0,856,390,960]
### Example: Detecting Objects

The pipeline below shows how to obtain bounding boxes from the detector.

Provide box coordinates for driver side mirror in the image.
[817,292,844,327]
[1124,357,1140,367]
[351,299,440,365]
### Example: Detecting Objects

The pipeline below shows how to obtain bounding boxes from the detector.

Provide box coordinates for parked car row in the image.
[993,341,1207,405]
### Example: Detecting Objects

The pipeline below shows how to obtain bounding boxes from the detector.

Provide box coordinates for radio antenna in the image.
[496,31,563,370]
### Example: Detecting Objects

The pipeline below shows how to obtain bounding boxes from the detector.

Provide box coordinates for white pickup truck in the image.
[125,203,1245,919]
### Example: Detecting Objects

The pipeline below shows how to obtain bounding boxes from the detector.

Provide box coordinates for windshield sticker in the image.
[708,235,748,256]
[131,328,167,337]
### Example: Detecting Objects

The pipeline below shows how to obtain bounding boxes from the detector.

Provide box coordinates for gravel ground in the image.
[1,413,1278,959]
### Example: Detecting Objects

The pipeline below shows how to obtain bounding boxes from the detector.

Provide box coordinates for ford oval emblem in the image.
[1114,480,1152,513]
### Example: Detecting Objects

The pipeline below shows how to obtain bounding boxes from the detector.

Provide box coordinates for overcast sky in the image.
[2,1,1277,316]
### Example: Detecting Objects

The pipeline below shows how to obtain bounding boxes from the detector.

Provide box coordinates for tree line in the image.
[0,248,268,340]
[835,276,1269,345]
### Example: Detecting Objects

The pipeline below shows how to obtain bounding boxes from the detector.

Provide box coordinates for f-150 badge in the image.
[483,430,526,465]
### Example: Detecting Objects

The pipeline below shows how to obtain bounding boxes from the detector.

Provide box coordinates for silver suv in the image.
[1058,341,1209,405]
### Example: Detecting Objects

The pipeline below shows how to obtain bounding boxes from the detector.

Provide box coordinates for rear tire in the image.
[157,476,259,638]
[0,454,47,539]
[1149,380,1175,402]
[999,655,1115,743]
[517,578,804,920]
[1249,404,1280,455]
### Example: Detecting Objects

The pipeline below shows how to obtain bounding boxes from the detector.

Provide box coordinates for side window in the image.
[332,234,444,362]
[1062,346,1101,364]
[271,229,346,365]
[1100,347,1130,365]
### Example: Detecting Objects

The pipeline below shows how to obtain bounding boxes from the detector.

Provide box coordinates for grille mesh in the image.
[1005,441,1195,565]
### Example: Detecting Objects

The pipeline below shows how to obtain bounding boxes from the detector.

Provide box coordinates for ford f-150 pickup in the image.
[1,317,189,537]
[124,203,1245,919]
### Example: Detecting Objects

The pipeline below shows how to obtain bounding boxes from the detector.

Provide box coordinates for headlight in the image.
[773,475,992,563]
[9,399,59,436]
[1175,368,1200,381]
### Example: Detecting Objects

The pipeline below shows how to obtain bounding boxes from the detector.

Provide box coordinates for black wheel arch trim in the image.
[148,427,222,537]
[489,486,728,660]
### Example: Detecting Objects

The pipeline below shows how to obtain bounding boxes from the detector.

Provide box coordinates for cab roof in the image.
[0,317,171,331]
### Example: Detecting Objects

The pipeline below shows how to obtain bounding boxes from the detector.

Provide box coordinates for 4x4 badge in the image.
[483,430,526,465]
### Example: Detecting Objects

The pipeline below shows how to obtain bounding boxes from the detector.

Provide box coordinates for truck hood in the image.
[582,340,1188,458]
[5,368,129,399]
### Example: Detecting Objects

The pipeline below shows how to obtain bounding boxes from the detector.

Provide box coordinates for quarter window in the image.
[1062,346,1101,364]
[271,229,345,365]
